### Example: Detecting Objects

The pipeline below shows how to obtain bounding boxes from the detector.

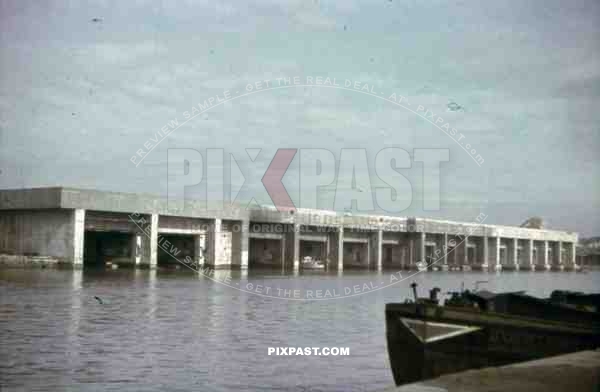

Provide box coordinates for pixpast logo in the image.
[167,147,449,213]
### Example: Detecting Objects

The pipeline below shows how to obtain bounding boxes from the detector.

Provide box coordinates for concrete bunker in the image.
[0,209,76,266]
[343,230,370,269]
[420,233,444,270]
[468,236,486,268]
[382,232,411,269]
[249,238,283,268]
[465,243,475,264]
[446,243,458,268]
[425,243,436,265]
[499,247,508,266]
[298,225,331,268]
[83,231,133,267]
[157,234,197,268]
[382,232,418,270]
[498,238,513,269]
[516,239,528,269]
[157,215,210,269]
[343,242,368,268]
[83,211,148,268]
[382,244,409,269]
[533,240,545,268]
[248,223,285,268]
[300,240,325,261]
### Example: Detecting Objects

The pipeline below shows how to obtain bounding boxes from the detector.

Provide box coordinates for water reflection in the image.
[0,268,598,391]
[66,269,83,378]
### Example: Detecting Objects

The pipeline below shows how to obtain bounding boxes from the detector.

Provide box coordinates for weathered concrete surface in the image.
[0,187,250,220]
[0,187,578,242]
[60,188,249,221]
[0,187,583,268]
[385,350,600,392]
[416,217,578,243]
[0,209,76,266]
[0,187,62,209]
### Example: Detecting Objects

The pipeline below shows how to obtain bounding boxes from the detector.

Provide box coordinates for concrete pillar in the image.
[528,239,534,270]
[281,235,286,271]
[418,232,425,265]
[443,233,448,265]
[149,213,158,269]
[495,236,501,270]
[374,229,383,271]
[482,235,489,267]
[458,237,467,266]
[325,233,331,269]
[571,242,577,268]
[512,238,519,270]
[131,234,142,266]
[293,223,300,272]
[208,218,222,267]
[73,209,85,266]
[240,221,249,269]
[366,236,371,269]
[544,240,550,270]
[337,227,344,271]
[193,234,205,267]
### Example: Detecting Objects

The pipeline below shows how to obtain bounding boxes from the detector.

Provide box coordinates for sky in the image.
[0,0,599,236]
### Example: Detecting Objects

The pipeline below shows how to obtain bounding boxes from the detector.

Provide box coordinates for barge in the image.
[385,287,600,386]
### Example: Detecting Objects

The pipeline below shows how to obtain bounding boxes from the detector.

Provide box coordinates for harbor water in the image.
[1,268,599,392]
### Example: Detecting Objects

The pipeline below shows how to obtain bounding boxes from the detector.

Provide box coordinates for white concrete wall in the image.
[0,209,76,265]
[207,219,233,268]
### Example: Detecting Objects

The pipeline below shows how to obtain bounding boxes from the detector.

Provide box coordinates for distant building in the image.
[520,217,544,229]
[577,237,600,266]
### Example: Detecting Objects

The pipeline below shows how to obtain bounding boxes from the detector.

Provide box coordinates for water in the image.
[1,268,599,392]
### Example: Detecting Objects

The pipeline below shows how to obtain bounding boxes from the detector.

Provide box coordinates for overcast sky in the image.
[0,0,599,236]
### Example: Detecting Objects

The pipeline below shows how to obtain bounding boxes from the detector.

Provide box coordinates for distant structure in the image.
[520,217,544,229]
[577,237,600,266]
[447,102,465,112]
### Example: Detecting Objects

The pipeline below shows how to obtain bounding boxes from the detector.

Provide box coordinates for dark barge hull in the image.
[478,292,600,327]
[550,291,600,312]
[385,303,600,386]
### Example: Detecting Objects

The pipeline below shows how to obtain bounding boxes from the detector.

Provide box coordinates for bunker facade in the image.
[0,187,579,271]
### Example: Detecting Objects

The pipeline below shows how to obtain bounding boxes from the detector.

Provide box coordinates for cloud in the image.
[0,0,599,235]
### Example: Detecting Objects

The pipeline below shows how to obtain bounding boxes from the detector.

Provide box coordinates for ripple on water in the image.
[1,268,599,391]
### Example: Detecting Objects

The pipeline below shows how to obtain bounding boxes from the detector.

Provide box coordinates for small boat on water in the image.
[302,256,325,270]
[385,284,600,386]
